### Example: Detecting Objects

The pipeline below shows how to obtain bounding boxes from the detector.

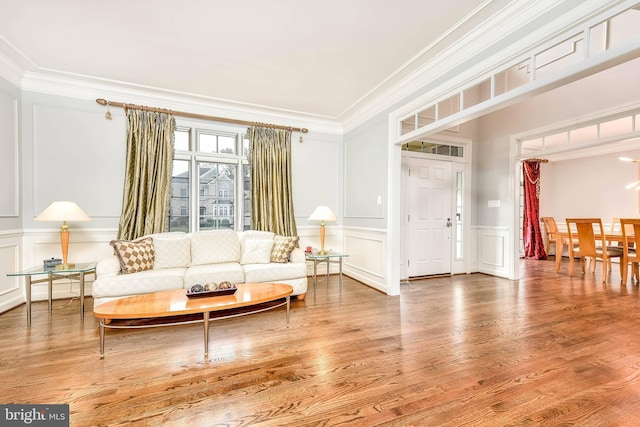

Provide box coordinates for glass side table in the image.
[304,251,349,293]
[7,262,96,327]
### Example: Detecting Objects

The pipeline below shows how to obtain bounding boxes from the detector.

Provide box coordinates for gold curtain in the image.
[247,126,298,236]
[117,108,176,240]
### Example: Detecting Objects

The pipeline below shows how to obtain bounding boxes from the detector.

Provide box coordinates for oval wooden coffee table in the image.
[93,283,293,359]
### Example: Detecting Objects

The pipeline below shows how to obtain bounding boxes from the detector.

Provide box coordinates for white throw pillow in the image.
[241,238,274,265]
[153,235,191,269]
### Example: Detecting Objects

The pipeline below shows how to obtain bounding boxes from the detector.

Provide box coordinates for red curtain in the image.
[523,160,547,260]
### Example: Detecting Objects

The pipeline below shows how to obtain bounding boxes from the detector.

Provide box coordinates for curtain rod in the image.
[524,158,549,163]
[96,98,309,134]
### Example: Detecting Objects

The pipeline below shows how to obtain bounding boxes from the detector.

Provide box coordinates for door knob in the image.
[446,218,452,227]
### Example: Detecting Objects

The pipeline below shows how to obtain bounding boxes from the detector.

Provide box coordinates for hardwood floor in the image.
[2,258,640,426]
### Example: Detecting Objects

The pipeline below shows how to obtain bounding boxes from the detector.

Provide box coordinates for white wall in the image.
[540,150,640,226]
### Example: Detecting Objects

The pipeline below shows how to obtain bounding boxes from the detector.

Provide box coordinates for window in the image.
[455,171,464,260]
[169,125,250,232]
[402,141,464,158]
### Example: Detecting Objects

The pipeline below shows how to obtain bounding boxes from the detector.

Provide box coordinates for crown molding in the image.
[0,50,24,89]
[20,71,344,136]
[342,0,632,134]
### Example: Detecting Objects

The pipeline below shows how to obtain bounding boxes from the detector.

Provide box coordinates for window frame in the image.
[170,121,250,233]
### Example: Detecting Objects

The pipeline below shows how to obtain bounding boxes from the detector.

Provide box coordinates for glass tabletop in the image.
[7,262,96,277]
[304,251,348,260]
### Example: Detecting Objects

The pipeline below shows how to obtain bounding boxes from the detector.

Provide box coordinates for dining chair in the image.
[565,218,624,283]
[601,218,622,273]
[619,218,639,286]
[544,217,579,273]
[542,217,569,258]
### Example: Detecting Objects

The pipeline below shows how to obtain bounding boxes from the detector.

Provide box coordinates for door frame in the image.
[399,135,473,283]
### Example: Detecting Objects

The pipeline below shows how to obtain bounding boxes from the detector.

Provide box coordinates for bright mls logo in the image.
[1,405,69,426]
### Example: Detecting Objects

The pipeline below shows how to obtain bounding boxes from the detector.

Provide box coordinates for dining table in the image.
[555,231,635,273]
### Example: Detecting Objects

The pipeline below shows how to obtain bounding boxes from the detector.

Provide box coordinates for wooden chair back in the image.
[619,218,639,285]
[541,217,559,239]
[619,218,640,261]
[566,218,602,258]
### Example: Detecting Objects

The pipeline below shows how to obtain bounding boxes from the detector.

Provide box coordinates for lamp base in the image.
[316,250,329,255]
[55,263,76,270]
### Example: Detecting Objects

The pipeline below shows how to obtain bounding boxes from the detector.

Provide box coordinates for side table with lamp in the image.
[7,201,94,326]
[306,206,348,292]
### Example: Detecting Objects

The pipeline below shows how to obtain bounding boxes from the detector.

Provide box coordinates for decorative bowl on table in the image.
[186,281,237,298]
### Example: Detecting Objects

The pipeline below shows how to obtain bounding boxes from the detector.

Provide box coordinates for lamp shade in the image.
[308,206,337,223]
[35,201,91,222]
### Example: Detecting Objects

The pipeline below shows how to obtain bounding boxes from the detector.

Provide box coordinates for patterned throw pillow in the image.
[270,235,299,263]
[110,237,155,274]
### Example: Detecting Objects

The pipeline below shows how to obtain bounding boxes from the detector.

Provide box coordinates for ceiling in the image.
[0,0,507,120]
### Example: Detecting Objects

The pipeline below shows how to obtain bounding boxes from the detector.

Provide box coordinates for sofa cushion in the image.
[240,238,274,265]
[243,261,307,283]
[270,235,299,263]
[183,263,245,288]
[153,234,191,269]
[92,267,186,299]
[110,237,155,274]
[190,230,241,265]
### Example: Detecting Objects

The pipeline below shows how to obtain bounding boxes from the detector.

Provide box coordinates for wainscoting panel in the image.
[0,233,22,314]
[474,226,510,278]
[343,227,387,293]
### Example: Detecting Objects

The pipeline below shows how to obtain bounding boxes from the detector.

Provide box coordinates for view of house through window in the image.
[169,125,250,232]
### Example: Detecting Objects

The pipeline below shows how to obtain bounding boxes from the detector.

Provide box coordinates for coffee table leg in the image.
[99,319,105,359]
[80,271,85,320]
[339,257,343,292]
[313,260,318,293]
[203,311,210,360]
[286,296,290,326]
[26,276,32,327]
[48,272,53,314]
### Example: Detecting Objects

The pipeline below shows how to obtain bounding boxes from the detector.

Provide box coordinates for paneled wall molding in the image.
[343,227,388,294]
[0,229,24,238]
[0,93,19,217]
[473,225,511,279]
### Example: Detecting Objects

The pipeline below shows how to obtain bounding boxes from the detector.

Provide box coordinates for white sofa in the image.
[92,230,307,306]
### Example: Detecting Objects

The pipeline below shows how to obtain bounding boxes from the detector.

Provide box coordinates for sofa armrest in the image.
[290,247,305,263]
[96,255,121,277]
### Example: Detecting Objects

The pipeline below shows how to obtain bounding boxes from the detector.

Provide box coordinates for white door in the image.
[405,157,452,277]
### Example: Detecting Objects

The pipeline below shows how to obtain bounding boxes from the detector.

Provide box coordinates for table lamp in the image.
[35,201,91,270]
[308,206,337,255]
